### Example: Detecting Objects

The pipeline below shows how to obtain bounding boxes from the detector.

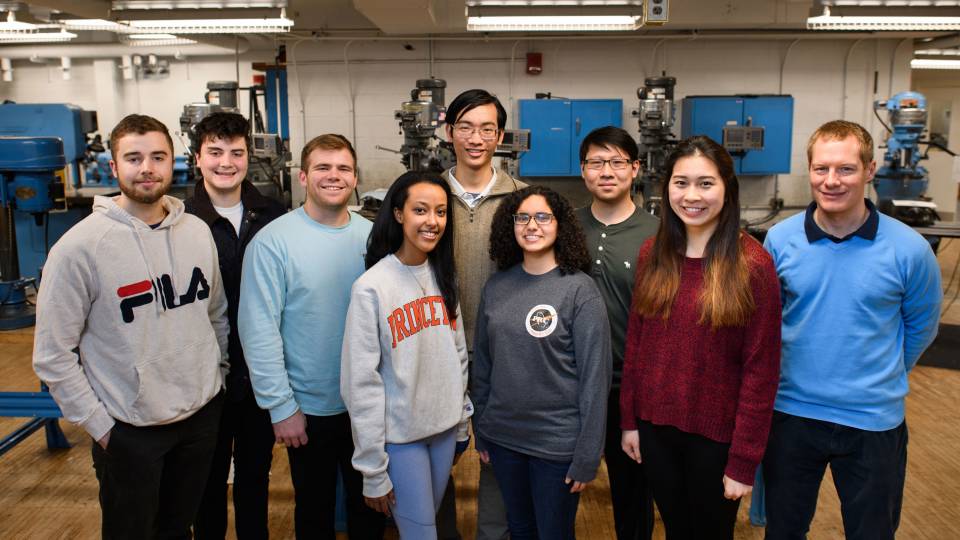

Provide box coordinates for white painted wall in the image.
[913,69,960,221]
[0,53,273,156]
[284,37,911,212]
[2,36,912,217]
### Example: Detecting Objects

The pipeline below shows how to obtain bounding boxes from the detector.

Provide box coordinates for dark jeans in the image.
[286,412,385,540]
[637,420,741,540]
[194,389,275,540]
[763,411,908,540]
[91,391,224,540]
[487,441,579,540]
[606,390,654,540]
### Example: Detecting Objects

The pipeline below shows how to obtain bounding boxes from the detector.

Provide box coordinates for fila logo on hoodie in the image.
[116,267,210,323]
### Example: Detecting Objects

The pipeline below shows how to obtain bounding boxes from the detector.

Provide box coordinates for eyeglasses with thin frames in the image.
[453,123,499,141]
[582,158,634,170]
[513,212,555,225]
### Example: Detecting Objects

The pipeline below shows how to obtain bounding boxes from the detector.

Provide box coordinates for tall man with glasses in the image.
[575,127,658,540]
[438,89,525,540]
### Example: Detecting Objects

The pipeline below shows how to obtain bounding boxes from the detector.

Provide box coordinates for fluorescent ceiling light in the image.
[807,14,960,29]
[911,58,960,68]
[122,33,198,45]
[826,1,960,6]
[0,30,77,43]
[112,1,286,7]
[123,17,292,33]
[915,47,960,54]
[467,1,642,5]
[62,19,127,31]
[0,10,38,32]
[128,33,181,39]
[467,15,641,31]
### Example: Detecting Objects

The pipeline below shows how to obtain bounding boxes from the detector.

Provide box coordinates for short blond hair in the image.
[807,120,873,168]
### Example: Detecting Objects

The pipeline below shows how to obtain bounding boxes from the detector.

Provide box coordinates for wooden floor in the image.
[2,238,959,539]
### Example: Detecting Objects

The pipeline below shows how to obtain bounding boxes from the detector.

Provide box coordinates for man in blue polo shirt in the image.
[762,120,942,540]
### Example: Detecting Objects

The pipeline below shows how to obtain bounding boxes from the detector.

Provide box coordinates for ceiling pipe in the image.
[0,41,249,60]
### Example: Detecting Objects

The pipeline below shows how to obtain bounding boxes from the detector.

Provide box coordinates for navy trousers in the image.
[763,411,908,540]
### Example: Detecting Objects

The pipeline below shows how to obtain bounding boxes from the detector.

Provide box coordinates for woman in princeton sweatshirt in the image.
[472,185,612,540]
[340,171,472,539]
[620,136,781,540]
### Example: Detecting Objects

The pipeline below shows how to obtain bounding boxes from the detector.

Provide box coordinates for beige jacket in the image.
[442,168,527,351]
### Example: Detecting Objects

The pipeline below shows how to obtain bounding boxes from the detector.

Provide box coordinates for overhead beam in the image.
[916,33,960,51]
[23,0,112,20]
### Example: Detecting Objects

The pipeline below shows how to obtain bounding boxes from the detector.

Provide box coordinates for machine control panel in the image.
[498,129,531,154]
[251,133,280,158]
[722,125,764,151]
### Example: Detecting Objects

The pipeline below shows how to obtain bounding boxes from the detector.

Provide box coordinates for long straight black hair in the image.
[366,170,459,321]
[633,135,755,328]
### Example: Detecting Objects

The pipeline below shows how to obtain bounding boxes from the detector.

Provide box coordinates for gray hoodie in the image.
[341,255,473,497]
[33,195,228,441]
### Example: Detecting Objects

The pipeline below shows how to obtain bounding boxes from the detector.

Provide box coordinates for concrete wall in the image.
[1,36,913,218]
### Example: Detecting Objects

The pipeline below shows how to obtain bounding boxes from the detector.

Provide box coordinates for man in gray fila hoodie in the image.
[33,114,229,540]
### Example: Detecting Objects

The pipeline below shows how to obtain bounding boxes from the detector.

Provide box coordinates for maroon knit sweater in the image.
[620,236,782,485]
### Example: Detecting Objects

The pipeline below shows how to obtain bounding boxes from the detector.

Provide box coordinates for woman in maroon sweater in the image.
[620,136,781,540]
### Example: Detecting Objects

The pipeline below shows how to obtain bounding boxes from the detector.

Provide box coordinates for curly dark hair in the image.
[488,185,590,275]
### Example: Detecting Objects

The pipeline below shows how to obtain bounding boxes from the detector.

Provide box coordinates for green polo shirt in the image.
[575,205,659,388]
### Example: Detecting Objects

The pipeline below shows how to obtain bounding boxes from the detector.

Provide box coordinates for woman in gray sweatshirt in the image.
[341,171,472,539]
[472,185,612,540]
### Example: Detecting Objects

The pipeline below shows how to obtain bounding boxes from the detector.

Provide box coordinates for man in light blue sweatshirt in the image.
[762,120,942,540]
[238,134,384,539]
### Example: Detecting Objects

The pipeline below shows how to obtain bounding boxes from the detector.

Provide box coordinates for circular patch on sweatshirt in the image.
[525,304,558,338]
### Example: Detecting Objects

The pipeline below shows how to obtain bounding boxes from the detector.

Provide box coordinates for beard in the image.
[119,176,172,204]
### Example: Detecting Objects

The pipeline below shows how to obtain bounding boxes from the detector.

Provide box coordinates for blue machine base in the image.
[0,388,71,458]
[0,281,35,330]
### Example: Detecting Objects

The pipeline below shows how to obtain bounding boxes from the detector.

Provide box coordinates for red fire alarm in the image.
[526,52,543,75]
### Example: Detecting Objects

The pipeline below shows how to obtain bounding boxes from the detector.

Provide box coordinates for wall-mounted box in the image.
[519,99,622,177]
[681,95,793,176]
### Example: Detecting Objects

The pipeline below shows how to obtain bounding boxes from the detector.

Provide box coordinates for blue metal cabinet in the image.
[681,95,793,175]
[519,99,622,176]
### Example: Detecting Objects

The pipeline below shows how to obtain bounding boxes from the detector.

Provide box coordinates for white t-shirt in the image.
[213,201,244,236]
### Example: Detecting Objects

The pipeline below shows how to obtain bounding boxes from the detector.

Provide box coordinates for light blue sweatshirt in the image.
[763,210,942,431]
[239,207,372,422]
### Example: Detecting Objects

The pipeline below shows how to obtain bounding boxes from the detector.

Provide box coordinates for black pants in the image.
[606,390,654,540]
[286,412,385,540]
[763,412,908,540]
[637,420,741,540]
[194,389,275,540]
[92,392,224,540]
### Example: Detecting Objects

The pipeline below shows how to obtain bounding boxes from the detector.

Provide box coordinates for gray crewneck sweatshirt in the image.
[341,254,473,497]
[472,264,612,482]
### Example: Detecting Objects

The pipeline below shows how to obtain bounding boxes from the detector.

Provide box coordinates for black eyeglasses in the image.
[513,212,554,225]
[583,158,634,170]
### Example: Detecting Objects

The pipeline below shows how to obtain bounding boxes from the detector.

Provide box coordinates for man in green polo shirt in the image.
[575,126,658,540]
